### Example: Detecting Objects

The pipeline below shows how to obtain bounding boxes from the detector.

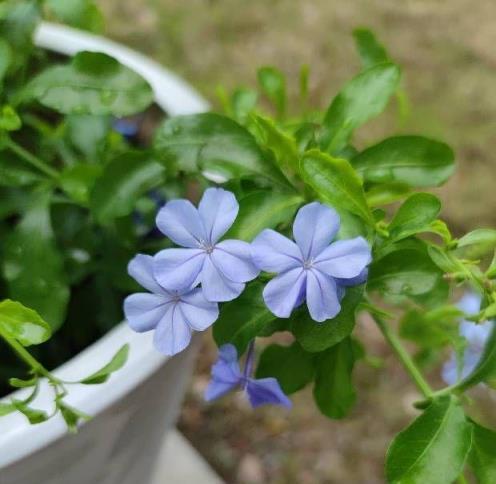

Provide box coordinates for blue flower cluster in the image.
[124,188,371,407]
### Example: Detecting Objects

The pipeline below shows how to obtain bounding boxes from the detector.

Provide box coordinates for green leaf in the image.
[257,66,286,118]
[291,286,364,352]
[153,113,289,186]
[2,191,69,330]
[12,400,49,425]
[60,164,102,204]
[255,342,315,394]
[229,88,258,124]
[0,299,51,346]
[213,282,286,355]
[66,114,111,162]
[352,136,455,188]
[0,402,15,417]
[226,190,302,241]
[24,51,153,116]
[313,337,357,419]
[388,193,441,242]
[80,344,129,384]
[301,149,374,226]
[45,0,104,32]
[0,105,21,131]
[386,395,473,484]
[353,28,389,69]
[9,376,37,388]
[58,400,90,433]
[456,229,496,259]
[321,63,400,153]
[90,152,164,225]
[0,38,12,82]
[0,151,42,187]
[470,421,496,484]
[365,182,411,207]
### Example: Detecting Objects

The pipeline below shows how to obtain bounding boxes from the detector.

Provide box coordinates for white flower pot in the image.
[0,22,209,484]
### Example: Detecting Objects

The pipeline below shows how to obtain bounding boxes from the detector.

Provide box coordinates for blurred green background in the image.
[98,1,496,482]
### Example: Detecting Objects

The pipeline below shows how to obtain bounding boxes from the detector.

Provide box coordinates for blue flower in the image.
[153,188,260,302]
[251,202,371,322]
[442,292,494,385]
[205,343,292,409]
[124,254,219,356]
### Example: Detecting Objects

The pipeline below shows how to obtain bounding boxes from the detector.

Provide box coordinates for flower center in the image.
[303,258,314,270]
[199,239,215,254]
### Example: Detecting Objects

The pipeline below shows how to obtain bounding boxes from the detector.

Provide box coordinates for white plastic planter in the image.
[0,22,209,484]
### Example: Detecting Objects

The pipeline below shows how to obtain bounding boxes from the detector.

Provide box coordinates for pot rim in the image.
[0,21,209,468]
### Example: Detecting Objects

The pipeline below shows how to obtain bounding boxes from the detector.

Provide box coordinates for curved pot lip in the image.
[0,21,209,468]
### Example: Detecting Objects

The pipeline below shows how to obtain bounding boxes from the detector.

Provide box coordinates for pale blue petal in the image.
[263,268,306,318]
[154,248,205,291]
[460,321,492,351]
[204,344,242,401]
[245,378,292,408]
[198,188,239,244]
[441,354,458,385]
[293,202,340,259]
[153,304,192,356]
[201,256,245,302]
[128,254,165,294]
[336,268,369,287]
[313,237,371,279]
[124,293,171,332]
[213,240,260,283]
[251,229,302,273]
[457,292,482,315]
[180,288,219,331]
[306,270,341,322]
[156,199,206,248]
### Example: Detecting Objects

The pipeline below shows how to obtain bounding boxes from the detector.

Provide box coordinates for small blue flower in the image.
[442,292,494,385]
[124,254,219,356]
[251,202,371,322]
[153,188,260,302]
[205,343,292,409]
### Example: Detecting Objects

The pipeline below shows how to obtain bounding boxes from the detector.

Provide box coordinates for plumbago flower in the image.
[153,188,259,302]
[442,293,494,385]
[251,202,372,322]
[124,254,219,356]
[205,343,292,408]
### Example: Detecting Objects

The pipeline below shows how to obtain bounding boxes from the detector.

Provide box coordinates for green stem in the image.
[372,314,433,398]
[5,138,59,179]
[0,329,46,375]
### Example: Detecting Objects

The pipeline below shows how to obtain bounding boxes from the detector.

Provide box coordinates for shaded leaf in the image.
[257,66,286,118]
[80,344,129,384]
[353,28,389,69]
[470,421,496,484]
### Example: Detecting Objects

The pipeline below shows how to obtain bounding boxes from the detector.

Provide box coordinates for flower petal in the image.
[124,293,171,332]
[335,268,369,287]
[128,254,164,294]
[245,378,292,408]
[180,288,219,331]
[198,188,239,244]
[213,239,260,283]
[153,304,192,356]
[154,248,205,291]
[306,270,341,322]
[156,199,206,248]
[204,344,242,401]
[201,256,245,302]
[293,202,340,259]
[263,268,306,318]
[314,237,371,279]
[251,229,302,273]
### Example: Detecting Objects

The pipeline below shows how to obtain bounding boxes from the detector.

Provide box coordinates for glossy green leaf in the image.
[80,344,129,384]
[60,164,102,204]
[353,28,389,69]
[257,66,286,118]
[321,63,400,153]
[45,0,104,32]
[255,342,315,394]
[456,229,496,259]
[365,182,411,207]
[313,338,357,419]
[291,286,364,352]
[2,191,69,330]
[0,299,51,346]
[153,113,289,186]
[301,149,374,225]
[388,193,441,242]
[24,51,154,116]
[352,136,455,188]
[226,190,302,241]
[386,395,473,484]
[470,421,496,484]
[90,152,164,225]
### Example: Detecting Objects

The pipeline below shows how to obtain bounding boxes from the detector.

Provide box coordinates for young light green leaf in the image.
[0,402,16,417]
[12,400,49,425]
[58,400,90,433]
[257,66,286,118]
[0,105,21,131]
[45,0,104,32]
[0,299,51,346]
[80,344,129,384]
[313,338,357,419]
[255,342,315,395]
[321,63,400,153]
[24,51,153,116]
[301,149,374,226]
[230,88,258,123]
[456,229,496,259]
[470,421,496,484]
[388,193,441,242]
[353,28,389,69]
[386,396,473,484]
[352,136,455,188]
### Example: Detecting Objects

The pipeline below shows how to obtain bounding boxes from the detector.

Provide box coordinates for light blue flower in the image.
[205,343,292,408]
[153,188,260,302]
[251,202,371,322]
[124,254,219,356]
[442,292,494,385]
